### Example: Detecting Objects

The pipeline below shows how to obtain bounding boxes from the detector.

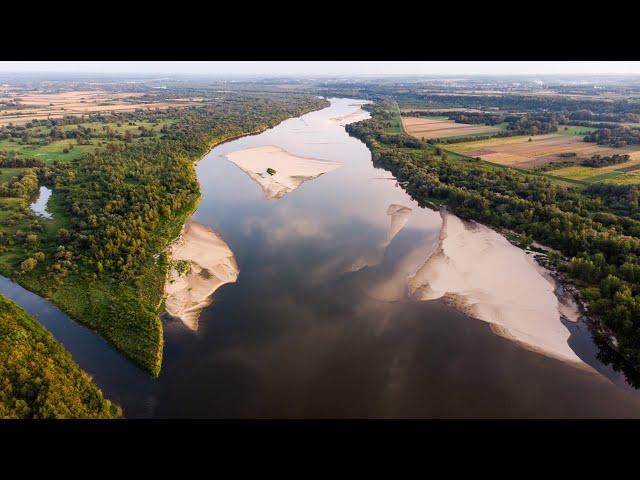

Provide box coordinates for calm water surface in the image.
[30,186,52,219]
[3,98,640,418]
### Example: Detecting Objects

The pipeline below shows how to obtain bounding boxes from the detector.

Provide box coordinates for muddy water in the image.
[3,98,640,418]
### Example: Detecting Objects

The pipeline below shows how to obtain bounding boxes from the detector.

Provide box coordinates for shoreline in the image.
[164,220,239,330]
[409,208,591,369]
[491,221,640,378]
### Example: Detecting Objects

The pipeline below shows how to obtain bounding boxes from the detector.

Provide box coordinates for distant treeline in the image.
[584,126,640,147]
[0,152,44,168]
[395,93,640,115]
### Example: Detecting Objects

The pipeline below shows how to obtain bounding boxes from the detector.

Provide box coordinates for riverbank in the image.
[0,293,121,418]
[408,209,586,366]
[165,220,239,330]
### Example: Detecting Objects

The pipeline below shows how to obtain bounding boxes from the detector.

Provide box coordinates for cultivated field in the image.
[0,89,200,126]
[402,116,501,139]
[446,133,640,168]
[445,132,640,184]
[545,158,640,184]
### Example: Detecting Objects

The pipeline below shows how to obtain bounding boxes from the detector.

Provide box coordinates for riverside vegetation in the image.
[0,293,121,418]
[346,100,640,372]
[0,92,328,376]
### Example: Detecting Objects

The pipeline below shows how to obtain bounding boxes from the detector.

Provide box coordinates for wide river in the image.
[3,98,640,417]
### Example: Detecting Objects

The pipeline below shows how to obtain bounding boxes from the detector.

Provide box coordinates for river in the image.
[3,98,640,418]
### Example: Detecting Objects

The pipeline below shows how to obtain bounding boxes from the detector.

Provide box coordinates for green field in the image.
[383,104,405,135]
[547,156,640,184]
[0,167,26,183]
[556,125,597,136]
[0,119,176,164]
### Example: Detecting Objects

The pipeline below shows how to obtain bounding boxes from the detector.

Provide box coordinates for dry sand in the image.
[408,210,584,365]
[329,109,370,126]
[225,145,342,199]
[165,220,239,331]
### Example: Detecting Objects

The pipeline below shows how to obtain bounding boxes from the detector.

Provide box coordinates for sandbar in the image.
[225,145,342,200]
[165,220,239,330]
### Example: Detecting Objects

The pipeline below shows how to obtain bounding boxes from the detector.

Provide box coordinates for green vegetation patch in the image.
[0,293,121,419]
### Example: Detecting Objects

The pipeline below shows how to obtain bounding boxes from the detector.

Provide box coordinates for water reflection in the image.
[30,185,52,219]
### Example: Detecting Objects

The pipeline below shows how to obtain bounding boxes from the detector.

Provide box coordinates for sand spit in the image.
[386,204,412,244]
[409,210,584,366]
[225,145,342,200]
[165,220,239,331]
[348,203,413,273]
[329,109,370,126]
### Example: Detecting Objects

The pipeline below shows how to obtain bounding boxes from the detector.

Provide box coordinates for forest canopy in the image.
[0,293,121,419]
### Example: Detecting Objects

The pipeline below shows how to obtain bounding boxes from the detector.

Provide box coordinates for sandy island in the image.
[225,145,342,200]
[408,210,584,365]
[164,220,239,331]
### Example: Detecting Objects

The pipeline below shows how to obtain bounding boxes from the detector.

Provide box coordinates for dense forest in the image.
[0,293,121,418]
[1,93,328,375]
[347,101,640,371]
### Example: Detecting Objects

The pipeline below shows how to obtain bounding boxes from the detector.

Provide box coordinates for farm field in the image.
[545,157,640,184]
[445,132,640,184]
[446,133,640,168]
[402,115,502,139]
[0,89,199,126]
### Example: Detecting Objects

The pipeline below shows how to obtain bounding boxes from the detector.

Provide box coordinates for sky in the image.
[0,61,640,77]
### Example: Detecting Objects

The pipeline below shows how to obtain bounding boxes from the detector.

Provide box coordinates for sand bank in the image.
[348,203,413,272]
[409,210,583,365]
[329,109,370,126]
[225,145,342,200]
[165,220,239,330]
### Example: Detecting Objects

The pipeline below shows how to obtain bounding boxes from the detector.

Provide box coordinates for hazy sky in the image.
[1,61,640,76]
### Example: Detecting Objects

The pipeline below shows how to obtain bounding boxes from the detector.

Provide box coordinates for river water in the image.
[4,98,640,417]
[30,186,52,219]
